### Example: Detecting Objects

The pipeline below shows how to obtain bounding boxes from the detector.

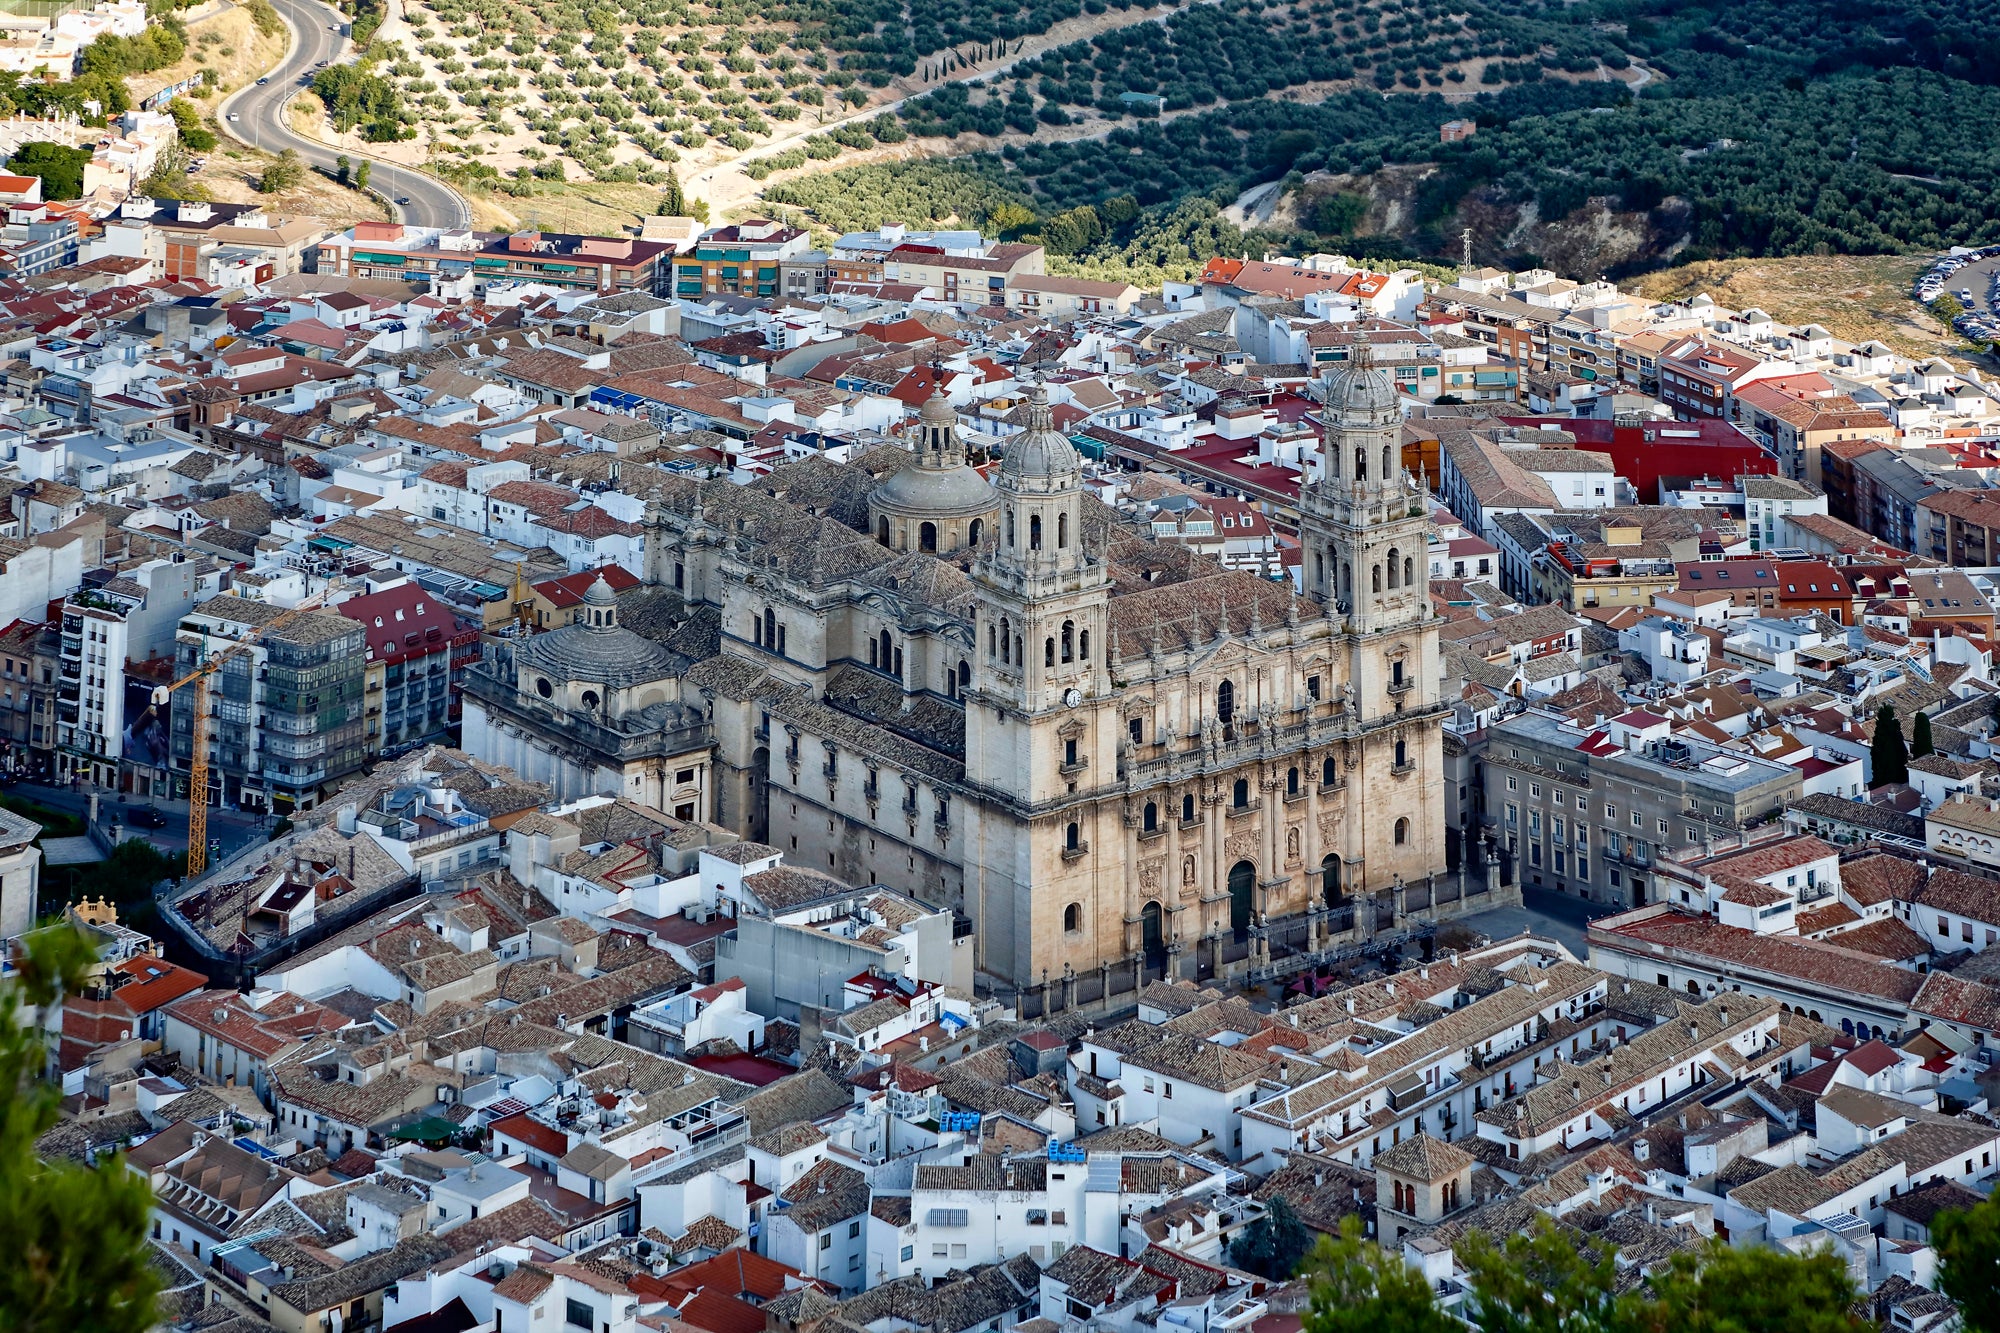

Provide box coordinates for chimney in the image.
[1571,1081,1581,1102]
[1688,1023,1699,1042]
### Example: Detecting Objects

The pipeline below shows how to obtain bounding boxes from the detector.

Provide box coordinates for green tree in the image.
[1871,703,1909,787]
[1314,190,1368,235]
[1911,710,1935,759]
[658,168,685,214]
[1938,1191,2000,1333]
[1231,1196,1313,1278]
[1460,1218,1621,1333]
[1931,293,1965,323]
[6,142,90,200]
[1627,1240,1868,1333]
[335,152,351,183]
[1300,1217,1460,1333]
[166,98,215,152]
[259,147,305,193]
[354,160,371,191]
[984,199,1037,237]
[0,922,161,1332]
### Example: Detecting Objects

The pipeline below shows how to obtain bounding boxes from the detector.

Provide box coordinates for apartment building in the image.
[335,579,481,755]
[0,618,56,775]
[316,221,676,295]
[670,220,812,300]
[55,557,200,790]
[171,596,367,814]
[1481,709,1801,908]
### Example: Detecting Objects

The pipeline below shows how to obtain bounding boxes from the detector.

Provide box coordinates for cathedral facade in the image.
[465,357,1503,1004]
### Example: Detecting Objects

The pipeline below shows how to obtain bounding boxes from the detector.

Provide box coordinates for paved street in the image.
[1459,886,1605,958]
[1,779,271,870]
[218,0,470,229]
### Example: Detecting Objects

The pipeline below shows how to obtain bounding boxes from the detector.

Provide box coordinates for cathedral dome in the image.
[516,579,678,687]
[871,457,999,518]
[1001,386,1081,480]
[919,391,958,427]
[1324,347,1401,423]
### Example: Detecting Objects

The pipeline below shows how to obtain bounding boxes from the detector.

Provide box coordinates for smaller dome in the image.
[582,574,618,608]
[1323,347,1400,423]
[871,462,999,519]
[919,390,957,426]
[1001,386,1081,480]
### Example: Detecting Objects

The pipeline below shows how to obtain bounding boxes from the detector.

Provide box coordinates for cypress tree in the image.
[1911,710,1935,760]
[1872,703,1909,787]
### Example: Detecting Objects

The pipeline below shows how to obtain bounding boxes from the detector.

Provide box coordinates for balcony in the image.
[1387,676,1414,697]
[1391,760,1416,776]
[1058,756,1089,777]
[1061,839,1090,862]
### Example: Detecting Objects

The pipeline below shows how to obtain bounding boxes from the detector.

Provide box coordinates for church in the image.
[462,356,1509,1008]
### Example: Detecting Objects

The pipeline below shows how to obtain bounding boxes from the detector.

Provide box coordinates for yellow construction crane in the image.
[149,600,326,879]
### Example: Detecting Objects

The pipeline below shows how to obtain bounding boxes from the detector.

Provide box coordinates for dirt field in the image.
[1629,253,1971,363]
[192,145,391,229]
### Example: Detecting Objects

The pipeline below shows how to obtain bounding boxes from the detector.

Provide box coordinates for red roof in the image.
[1842,1038,1902,1077]
[106,955,208,1013]
[337,581,476,666]
[661,1248,797,1301]
[491,1111,570,1158]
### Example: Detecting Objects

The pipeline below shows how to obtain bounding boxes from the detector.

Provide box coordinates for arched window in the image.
[763,607,777,648]
[1065,821,1081,851]
[879,630,893,671]
[1371,565,1382,594]
[876,516,890,545]
[1392,660,1405,688]
[1322,854,1342,907]
[1044,638,1056,668]
[581,690,599,711]
[1286,766,1299,796]
[1064,902,1081,933]
[958,660,970,690]
[1030,514,1043,550]
[987,623,997,657]
[1143,801,1158,832]
[1232,778,1249,808]
[1006,511,1016,546]
[1313,553,1324,591]
[919,521,938,553]
[969,517,984,547]
[1061,620,1074,663]
[1395,738,1408,767]
[1216,679,1235,723]
[1015,634,1024,664]
[1340,561,1352,603]
[1382,445,1392,479]
[1181,793,1195,822]
[1079,629,1090,661]
[1386,547,1400,589]
[1394,817,1410,845]
[1228,860,1255,941]
[1058,511,1069,548]
[1355,447,1367,481]
[1000,617,1011,664]
[1322,756,1337,786]
[1405,555,1415,587]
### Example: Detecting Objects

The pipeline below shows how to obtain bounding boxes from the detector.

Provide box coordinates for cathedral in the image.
[464,354,1505,1007]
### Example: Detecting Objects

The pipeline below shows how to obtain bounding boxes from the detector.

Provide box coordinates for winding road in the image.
[216,0,470,229]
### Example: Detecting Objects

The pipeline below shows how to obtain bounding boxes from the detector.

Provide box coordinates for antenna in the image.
[1460,227,1473,268]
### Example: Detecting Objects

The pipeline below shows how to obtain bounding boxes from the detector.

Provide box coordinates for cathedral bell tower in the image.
[1299,343,1432,636]
[964,385,1116,804]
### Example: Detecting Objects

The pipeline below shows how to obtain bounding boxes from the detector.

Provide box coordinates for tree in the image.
[1300,1217,1460,1333]
[1314,190,1368,235]
[1938,1190,2000,1333]
[0,922,161,1332]
[335,153,351,182]
[1231,1196,1313,1278]
[354,160,371,191]
[1931,293,1965,323]
[658,168,685,215]
[166,98,214,152]
[6,142,90,200]
[1911,710,1935,759]
[259,148,305,193]
[1871,703,1909,787]
[1460,1218,1621,1333]
[1625,1240,1867,1333]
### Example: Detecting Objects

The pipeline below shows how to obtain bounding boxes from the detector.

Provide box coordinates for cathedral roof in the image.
[1108,569,1323,659]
